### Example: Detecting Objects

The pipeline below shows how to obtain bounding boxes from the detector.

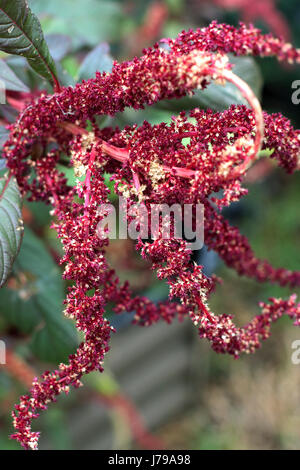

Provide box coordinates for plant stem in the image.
[221,69,264,173]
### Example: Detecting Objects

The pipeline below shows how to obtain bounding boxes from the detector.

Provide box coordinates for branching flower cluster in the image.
[3,21,300,449]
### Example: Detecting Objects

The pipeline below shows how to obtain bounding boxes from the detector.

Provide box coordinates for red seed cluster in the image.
[2,22,300,449]
[164,20,299,63]
[198,295,300,355]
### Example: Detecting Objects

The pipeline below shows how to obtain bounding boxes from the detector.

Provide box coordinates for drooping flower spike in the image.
[3,22,300,449]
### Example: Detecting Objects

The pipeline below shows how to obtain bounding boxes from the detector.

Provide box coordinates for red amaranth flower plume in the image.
[2,22,300,449]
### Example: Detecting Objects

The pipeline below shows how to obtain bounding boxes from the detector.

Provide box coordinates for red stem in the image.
[84,147,97,211]
[221,69,264,173]
[5,349,36,389]
[6,97,25,112]
[58,122,87,136]
[59,122,197,178]
[195,297,217,324]
[59,77,263,183]
[45,174,60,206]
[95,392,165,449]
[132,170,141,192]
[53,77,61,94]
[0,173,12,200]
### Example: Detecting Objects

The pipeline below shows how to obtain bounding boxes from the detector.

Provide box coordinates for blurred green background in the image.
[0,0,300,450]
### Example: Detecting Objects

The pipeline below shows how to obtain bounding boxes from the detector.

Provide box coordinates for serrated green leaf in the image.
[0,175,23,287]
[78,43,113,81]
[0,0,58,87]
[0,58,29,92]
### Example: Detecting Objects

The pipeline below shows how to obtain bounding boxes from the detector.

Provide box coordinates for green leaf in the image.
[30,0,122,48]
[0,227,58,333]
[0,125,9,147]
[104,173,118,202]
[0,174,23,288]
[6,55,31,88]
[45,34,71,62]
[0,227,78,361]
[54,61,75,88]
[0,285,39,333]
[197,56,263,111]
[158,55,263,112]
[78,43,113,81]
[0,58,29,92]
[61,55,79,80]
[0,0,58,87]
[30,318,78,363]
[0,102,18,122]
